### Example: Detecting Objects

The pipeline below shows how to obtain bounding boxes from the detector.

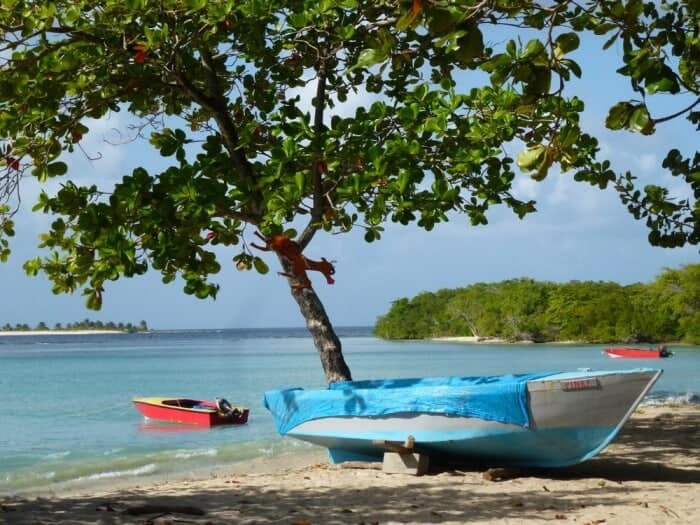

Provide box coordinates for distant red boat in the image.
[603,346,673,359]
[133,397,249,426]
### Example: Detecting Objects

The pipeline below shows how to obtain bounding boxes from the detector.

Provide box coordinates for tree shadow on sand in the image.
[0,477,678,525]
[542,407,700,483]
[432,406,700,484]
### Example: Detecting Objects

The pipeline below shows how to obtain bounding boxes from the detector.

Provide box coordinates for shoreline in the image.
[432,335,509,344]
[431,336,583,345]
[2,404,698,524]
[430,336,690,346]
[0,330,131,336]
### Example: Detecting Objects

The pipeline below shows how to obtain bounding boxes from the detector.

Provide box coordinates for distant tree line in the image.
[0,319,149,333]
[375,265,700,344]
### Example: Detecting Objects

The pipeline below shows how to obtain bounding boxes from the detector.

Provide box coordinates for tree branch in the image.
[653,96,700,125]
[199,48,263,217]
[170,49,262,219]
[299,49,329,250]
[215,207,261,224]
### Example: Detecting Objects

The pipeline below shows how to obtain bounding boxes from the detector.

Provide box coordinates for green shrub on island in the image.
[0,320,149,333]
[375,264,700,344]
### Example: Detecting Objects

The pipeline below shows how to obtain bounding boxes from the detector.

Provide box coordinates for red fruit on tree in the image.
[5,156,19,171]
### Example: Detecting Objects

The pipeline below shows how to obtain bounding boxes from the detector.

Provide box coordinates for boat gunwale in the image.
[132,398,219,414]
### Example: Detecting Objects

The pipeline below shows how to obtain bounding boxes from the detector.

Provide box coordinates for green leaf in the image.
[560,58,582,78]
[555,33,580,55]
[414,83,428,100]
[47,161,68,176]
[85,290,102,310]
[34,165,49,183]
[396,11,415,31]
[517,145,546,171]
[593,23,618,35]
[645,76,678,95]
[558,126,580,148]
[427,9,456,37]
[454,27,483,64]
[602,31,619,50]
[351,48,388,71]
[629,106,655,135]
[294,172,305,193]
[523,39,545,58]
[398,170,411,193]
[253,256,269,274]
[23,257,42,276]
[605,102,635,130]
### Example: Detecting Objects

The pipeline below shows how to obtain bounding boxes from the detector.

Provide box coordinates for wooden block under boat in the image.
[372,435,415,454]
[382,451,429,475]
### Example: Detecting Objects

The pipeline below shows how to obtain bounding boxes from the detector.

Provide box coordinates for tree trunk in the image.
[278,255,353,384]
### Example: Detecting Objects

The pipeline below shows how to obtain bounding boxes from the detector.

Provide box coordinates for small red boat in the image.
[133,397,249,426]
[603,346,673,359]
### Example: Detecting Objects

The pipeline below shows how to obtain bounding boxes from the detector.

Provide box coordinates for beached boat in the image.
[604,346,672,359]
[263,368,661,468]
[133,397,249,426]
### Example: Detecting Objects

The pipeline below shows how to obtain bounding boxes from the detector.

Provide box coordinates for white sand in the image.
[0,330,126,336]
[431,335,508,344]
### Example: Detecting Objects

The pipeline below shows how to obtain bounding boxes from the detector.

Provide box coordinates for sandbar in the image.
[0,330,126,336]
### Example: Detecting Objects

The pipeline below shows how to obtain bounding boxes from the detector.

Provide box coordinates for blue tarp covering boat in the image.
[264,372,555,434]
[264,369,662,468]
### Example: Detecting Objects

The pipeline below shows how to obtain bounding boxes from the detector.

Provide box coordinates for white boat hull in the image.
[266,369,662,467]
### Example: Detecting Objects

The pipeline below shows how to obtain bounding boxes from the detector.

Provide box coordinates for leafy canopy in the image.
[374,264,700,345]
[0,0,698,309]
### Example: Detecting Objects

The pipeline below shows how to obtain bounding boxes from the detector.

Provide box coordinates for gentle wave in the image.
[74,463,157,482]
[45,451,71,460]
[0,438,294,495]
[173,448,218,459]
[643,391,700,405]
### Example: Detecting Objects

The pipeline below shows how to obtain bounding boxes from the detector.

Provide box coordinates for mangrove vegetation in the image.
[375,264,700,344]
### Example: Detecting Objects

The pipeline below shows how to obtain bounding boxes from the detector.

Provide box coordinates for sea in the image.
[1,327,698,495]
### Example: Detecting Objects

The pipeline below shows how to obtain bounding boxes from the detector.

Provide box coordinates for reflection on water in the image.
[137,422,212,434]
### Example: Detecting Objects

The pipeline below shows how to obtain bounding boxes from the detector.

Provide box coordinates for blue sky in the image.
[1,31,697,330]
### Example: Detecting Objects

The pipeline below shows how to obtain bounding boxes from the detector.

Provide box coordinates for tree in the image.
[1,1,698,382]
[375,266,700,343]
[648,263,700,343]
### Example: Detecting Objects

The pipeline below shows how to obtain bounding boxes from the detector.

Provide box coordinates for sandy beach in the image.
[430,337,594,345]
[0,330,125,336]
[431,336,509,344]
[1,404,697,525]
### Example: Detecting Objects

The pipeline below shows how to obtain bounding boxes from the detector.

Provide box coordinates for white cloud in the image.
[635,153,658,174]
[512,172,541,201]
[286,78,379,122]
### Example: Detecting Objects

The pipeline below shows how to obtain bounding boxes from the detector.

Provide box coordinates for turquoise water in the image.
[1,328,697,494]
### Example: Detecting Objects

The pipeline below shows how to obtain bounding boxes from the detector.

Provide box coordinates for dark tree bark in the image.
[185,42,350,383]
[278,254,352,384]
